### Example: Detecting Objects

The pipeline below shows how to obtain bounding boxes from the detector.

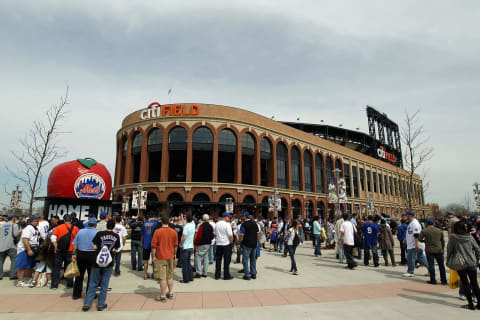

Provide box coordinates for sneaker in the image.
[29,280,37,288]
[97,304,107,311]
[155,295,167,302]
[16,281,28,287]
[402,273,415,278]
[166,292,174,300]
[459,295,467,301]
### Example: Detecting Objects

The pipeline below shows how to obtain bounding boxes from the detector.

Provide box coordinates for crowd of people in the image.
[1,209,480,311]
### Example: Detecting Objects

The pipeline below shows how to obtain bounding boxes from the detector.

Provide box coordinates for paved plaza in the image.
[0,241,476,319]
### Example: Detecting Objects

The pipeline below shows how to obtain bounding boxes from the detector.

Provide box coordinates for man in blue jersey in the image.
[141,211,159,280]
[397,214,408,265]
[362,215,380,267]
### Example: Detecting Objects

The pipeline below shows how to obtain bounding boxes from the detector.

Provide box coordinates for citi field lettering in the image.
[140,103,199,120]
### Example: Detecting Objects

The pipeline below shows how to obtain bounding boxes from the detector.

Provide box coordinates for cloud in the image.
[0,0,479,209]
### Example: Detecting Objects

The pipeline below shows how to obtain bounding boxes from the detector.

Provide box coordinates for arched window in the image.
[147,129,163,151]
[326,156,333,183]
[315,154,324,193]
[317,201,325,219]
[260,137,273,187]
[241,133,256,185]
[192,193,210,203]
[168,127,187,182]
[168,127,188,149]
[292,198,302,217]
[131,132,142,183]
[132,133,142,154]
[148,129,163,182]
[291,147,300,190]
[218,129,237,183]
[276,142,288,189]
[192,127,213,182]
[304,151,313,192]
[335,159,342,176]
[193,127,213,150]
[120,139,127,185]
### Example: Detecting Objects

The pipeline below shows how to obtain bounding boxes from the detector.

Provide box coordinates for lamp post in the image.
[137,184,143,218]
[333,168,342,218]
[473,182,479,213]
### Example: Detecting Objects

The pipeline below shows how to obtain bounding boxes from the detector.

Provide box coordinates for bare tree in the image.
[6,86,69,214]
[401,110,433,211]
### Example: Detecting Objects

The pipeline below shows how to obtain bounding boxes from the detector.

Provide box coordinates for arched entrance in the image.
[167,192,184,217]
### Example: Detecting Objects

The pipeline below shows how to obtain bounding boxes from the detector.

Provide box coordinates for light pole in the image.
[473,182,479,213]
[137,184,143,218]
[333,168,342,218]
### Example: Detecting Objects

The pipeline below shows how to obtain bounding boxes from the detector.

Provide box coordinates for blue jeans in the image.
[364,245,379,266]
[337,239,344,263]
[313,235,322,256]
[181,248,193,282]
[84,266,113,308]
[242,246,257,278]
[130,240,143,270]
[426,252,447,284]
[114,251,122,274]
[209,244,216,264]
[298,228,304,243]
[287,245,297,272]
[278,235,284,252]
[0,248,17,278]
[195,244,210,276]
[407,248,429,274]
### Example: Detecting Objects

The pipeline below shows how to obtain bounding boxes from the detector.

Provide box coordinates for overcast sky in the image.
[1,0,479,210]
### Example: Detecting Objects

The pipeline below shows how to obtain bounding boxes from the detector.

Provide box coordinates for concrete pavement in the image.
[0,240,472,319]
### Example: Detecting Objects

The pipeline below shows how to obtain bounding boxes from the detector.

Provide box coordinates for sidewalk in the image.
[0,241,468,318]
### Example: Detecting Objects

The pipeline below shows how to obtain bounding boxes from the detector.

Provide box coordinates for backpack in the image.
[57,225,74,251]
[292,229,300,246]
[96,245,113,268]
[271,229,278,242]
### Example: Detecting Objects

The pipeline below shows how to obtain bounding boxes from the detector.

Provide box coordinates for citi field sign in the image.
[140,102,200,120]
[377,146,398,164]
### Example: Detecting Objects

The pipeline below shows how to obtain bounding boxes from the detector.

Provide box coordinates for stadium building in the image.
[113,103,427,219]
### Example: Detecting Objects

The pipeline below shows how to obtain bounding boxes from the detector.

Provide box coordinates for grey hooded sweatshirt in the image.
[446,233,480,270]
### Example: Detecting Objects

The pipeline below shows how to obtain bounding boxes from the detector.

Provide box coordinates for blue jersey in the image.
[141,219,159,249]
[362,222,379,247]
[397,223,408,241]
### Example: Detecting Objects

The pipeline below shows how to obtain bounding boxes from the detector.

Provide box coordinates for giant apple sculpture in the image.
[47,158,112,200]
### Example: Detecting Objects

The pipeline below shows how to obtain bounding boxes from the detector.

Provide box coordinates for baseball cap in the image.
[401,213,407,217]
[241,212,249,217]
[88,218,98,225]
[8,213,18,220]
[29,216,39,222]
[259,216,264,220]
[426,218,435,225]
[112,212,120,216]
[406,211,415,217]
[63,214,72,221]
[99,211,107,219]
[222,212,231,218]
[248,215,254,220]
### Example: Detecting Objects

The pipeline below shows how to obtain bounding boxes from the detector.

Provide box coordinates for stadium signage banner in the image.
[377,146,397,164]
[140,102,200,120]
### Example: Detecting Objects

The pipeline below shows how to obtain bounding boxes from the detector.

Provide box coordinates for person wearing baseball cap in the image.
[15,215,40,287]
[419,218,447,285]
[0,213,20,280]
[72,218,98,299]
[50,214,79,289]
[214,213,234,280]
[403,211,429,278]
[397,214,409,265]
[97,212,108,232]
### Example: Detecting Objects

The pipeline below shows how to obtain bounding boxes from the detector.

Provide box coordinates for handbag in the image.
[64,261,80,278]
[449,270,460,289]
